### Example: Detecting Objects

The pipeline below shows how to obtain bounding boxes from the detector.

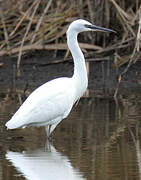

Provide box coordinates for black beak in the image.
[86,24,116,33]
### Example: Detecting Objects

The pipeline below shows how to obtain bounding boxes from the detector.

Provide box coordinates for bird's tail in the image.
[5,118,23,129]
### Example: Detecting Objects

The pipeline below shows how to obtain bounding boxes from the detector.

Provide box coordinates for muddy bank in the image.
[0,51,141,96]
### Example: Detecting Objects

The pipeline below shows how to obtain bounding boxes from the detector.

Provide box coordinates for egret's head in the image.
[67,19,116,35]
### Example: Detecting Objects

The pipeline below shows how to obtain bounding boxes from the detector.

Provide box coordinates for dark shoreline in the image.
[0,51,141,97]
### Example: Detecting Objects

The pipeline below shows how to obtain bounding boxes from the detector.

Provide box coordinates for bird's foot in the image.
[47,135,52,142]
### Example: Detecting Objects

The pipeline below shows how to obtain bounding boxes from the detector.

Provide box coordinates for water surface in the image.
[0,93,141,180]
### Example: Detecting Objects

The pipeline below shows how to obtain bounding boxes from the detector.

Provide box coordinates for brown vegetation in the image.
[0,0,140,74]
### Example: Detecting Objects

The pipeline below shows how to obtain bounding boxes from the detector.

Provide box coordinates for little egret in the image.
[5,19,116,138]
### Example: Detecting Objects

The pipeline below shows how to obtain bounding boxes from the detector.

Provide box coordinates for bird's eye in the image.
[84,24,90,28]
[84,24,92,29]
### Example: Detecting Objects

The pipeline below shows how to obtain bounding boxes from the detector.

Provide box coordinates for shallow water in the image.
[0,93,141,180]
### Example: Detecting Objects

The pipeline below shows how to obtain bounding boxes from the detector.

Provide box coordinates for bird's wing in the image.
[7,77,75,129]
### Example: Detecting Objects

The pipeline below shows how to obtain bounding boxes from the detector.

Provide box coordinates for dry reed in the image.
[0,0,140,89]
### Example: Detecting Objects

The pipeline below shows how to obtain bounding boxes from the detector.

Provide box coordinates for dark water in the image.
[0,93,141,180]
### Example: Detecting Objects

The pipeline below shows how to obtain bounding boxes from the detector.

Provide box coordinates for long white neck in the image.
[67,31,88,101]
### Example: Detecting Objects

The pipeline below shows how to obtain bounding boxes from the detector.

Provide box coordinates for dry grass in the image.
[0,1,140,56]
[0,0,140,87]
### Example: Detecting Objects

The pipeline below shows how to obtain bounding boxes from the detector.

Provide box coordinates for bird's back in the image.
[6,77,76,129]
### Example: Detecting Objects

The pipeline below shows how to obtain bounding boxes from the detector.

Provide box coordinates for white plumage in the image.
[5,19,115,137]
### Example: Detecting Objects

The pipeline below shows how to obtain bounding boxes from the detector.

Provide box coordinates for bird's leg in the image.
[45,125,52,141]
[45,122,60,141]
[45,125,50,138]
[44,138,52,151]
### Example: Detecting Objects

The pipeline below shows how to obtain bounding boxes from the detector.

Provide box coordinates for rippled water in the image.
[0,93,141,180]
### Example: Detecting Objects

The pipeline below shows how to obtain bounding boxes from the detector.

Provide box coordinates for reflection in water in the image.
[128,125,141,180]
[0,93,141,180]
[0,155,2,180]
[6,143,86,180]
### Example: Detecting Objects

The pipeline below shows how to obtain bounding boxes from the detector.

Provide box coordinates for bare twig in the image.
[9,0,38,37]
[114,7,141,98]
[0,7,9,49]
[17,0,41,76]
[31,0,53,43]
[0,43,103,56]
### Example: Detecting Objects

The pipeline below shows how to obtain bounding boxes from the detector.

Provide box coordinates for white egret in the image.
[5,19,116,138]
